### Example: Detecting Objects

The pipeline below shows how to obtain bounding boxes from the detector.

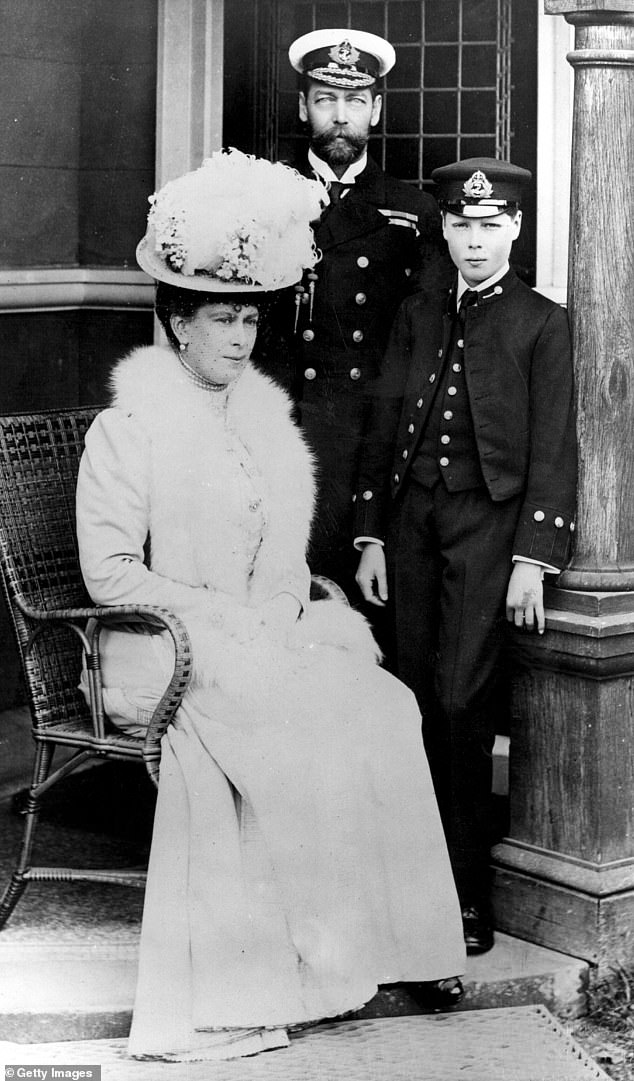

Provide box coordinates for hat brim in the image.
[136,234,301,293]
[289,28,395,77]
[442,204,519,219]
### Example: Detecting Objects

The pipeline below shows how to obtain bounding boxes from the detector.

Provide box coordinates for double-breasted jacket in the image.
[354,268,578,570]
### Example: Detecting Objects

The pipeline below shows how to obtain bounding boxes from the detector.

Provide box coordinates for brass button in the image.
[304,367,317,381]
[355,292,367,305]
[349,367,361,381]
[302,329,315,342]
[555,516,564,528]
[534,510,545,522]
[362,490,373,501]
[447,386,457,396]
[402,449,408,460]
[453,363,462,372]
[416,398,423,408]
[457,338,464,349]
[444,410,453,420]
[570,522,575,532]
[439,457,449,467]
[352,330,364,343]
[357,256,369,268]
[437,348,443,358]
[429,373,436,383]
[408,423,415,434]
[441,435,450,445]
[394,472,400,483]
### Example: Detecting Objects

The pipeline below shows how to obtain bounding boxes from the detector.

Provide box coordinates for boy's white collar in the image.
[457,262,509,307]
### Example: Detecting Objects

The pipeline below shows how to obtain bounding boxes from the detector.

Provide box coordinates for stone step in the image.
[0,932,588,1044]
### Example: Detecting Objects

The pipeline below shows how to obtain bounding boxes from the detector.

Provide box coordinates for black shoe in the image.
[406,977,464,1012]
[462,904,494,955]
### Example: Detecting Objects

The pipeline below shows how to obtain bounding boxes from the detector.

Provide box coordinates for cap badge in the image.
[463,170,493,199]
[329,40,360,68]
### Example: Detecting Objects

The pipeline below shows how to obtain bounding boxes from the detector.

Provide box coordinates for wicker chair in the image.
[0,407,193,929]
[0,407,348,930]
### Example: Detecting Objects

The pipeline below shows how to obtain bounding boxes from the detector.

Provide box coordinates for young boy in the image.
[354,158,577,955]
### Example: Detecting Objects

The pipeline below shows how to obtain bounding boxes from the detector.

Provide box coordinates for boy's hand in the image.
[506,562,545,634]
[356,543,388,607]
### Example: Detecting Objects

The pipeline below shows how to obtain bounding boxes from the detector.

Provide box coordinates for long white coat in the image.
[76,346,465,1059]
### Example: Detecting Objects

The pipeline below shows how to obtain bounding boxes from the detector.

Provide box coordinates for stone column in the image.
[156,0,225,186]
[492,1,634,973]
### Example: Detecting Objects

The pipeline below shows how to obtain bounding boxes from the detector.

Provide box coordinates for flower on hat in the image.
[144,149,329,290]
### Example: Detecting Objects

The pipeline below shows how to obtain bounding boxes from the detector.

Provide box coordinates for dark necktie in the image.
[459,288,479,312]
[457,288,478,327]
[329,181,348,204]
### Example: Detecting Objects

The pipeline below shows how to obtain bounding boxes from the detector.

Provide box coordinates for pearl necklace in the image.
[178,352,229,393]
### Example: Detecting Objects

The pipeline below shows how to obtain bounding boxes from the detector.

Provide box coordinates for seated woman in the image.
[76,150,466,1063]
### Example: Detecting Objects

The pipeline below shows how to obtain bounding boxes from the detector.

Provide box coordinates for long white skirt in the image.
[95,631,465,1058]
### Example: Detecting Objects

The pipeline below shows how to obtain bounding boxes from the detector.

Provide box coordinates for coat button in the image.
[362,490,373,501]
[357,256,369,268]
[302,329,315,342]
[447,386,457,396]
[555,516,564,528]
[349,367,361,380]
[570,522,575,532]
[394,472,400,483]
[457,338,464,349]
[439,457,449,467]
[437,348,443,358]
[441,434,450,445]
[417,398,423,408]
[304,367,317,380]
[249,500,260,512]
[355,292,367,305]
[429,373,436,383]
[444,410,453,420]
[452,363,462,372]
[408,423,415,434]
[534,510,545,522]
[352,330,364,343]
[402,449,408,460]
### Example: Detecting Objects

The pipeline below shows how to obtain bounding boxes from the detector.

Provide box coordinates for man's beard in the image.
[310,127,368,168]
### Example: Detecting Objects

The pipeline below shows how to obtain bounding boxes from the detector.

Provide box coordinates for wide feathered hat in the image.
[136,149,329,292]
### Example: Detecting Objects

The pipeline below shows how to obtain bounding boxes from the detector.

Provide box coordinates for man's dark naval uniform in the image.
[355,260,577,914]
[271,148,449,594]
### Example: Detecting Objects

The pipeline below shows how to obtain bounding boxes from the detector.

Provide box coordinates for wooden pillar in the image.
[492,1,634,973]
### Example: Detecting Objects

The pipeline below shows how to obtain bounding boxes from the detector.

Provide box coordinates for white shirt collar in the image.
[456,262,510,307]
[308,148,368,185]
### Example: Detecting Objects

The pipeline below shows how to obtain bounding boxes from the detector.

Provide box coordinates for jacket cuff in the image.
[513,502,575,569]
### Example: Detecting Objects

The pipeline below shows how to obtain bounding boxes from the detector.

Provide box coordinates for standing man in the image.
[354,159,577,954]
[273,28,449,598]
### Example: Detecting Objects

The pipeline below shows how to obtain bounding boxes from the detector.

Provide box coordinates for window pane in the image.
[390,44,421,89]
[460,136,496,160]
[462,45,497,88]
[350,2,386,35]
[462,0,498,42]
[389,1,422,42]
[424,1,459,42]
[315,2,348,26]
[385,91,421,134]
[384,137,420,180]
[424,45,458,89]
[424,91,457,134]
[461,90,496,134]
[423,136,459,178]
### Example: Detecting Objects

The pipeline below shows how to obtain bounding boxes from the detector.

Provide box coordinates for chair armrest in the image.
[14,598,192,786]
[309,574,350,606]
